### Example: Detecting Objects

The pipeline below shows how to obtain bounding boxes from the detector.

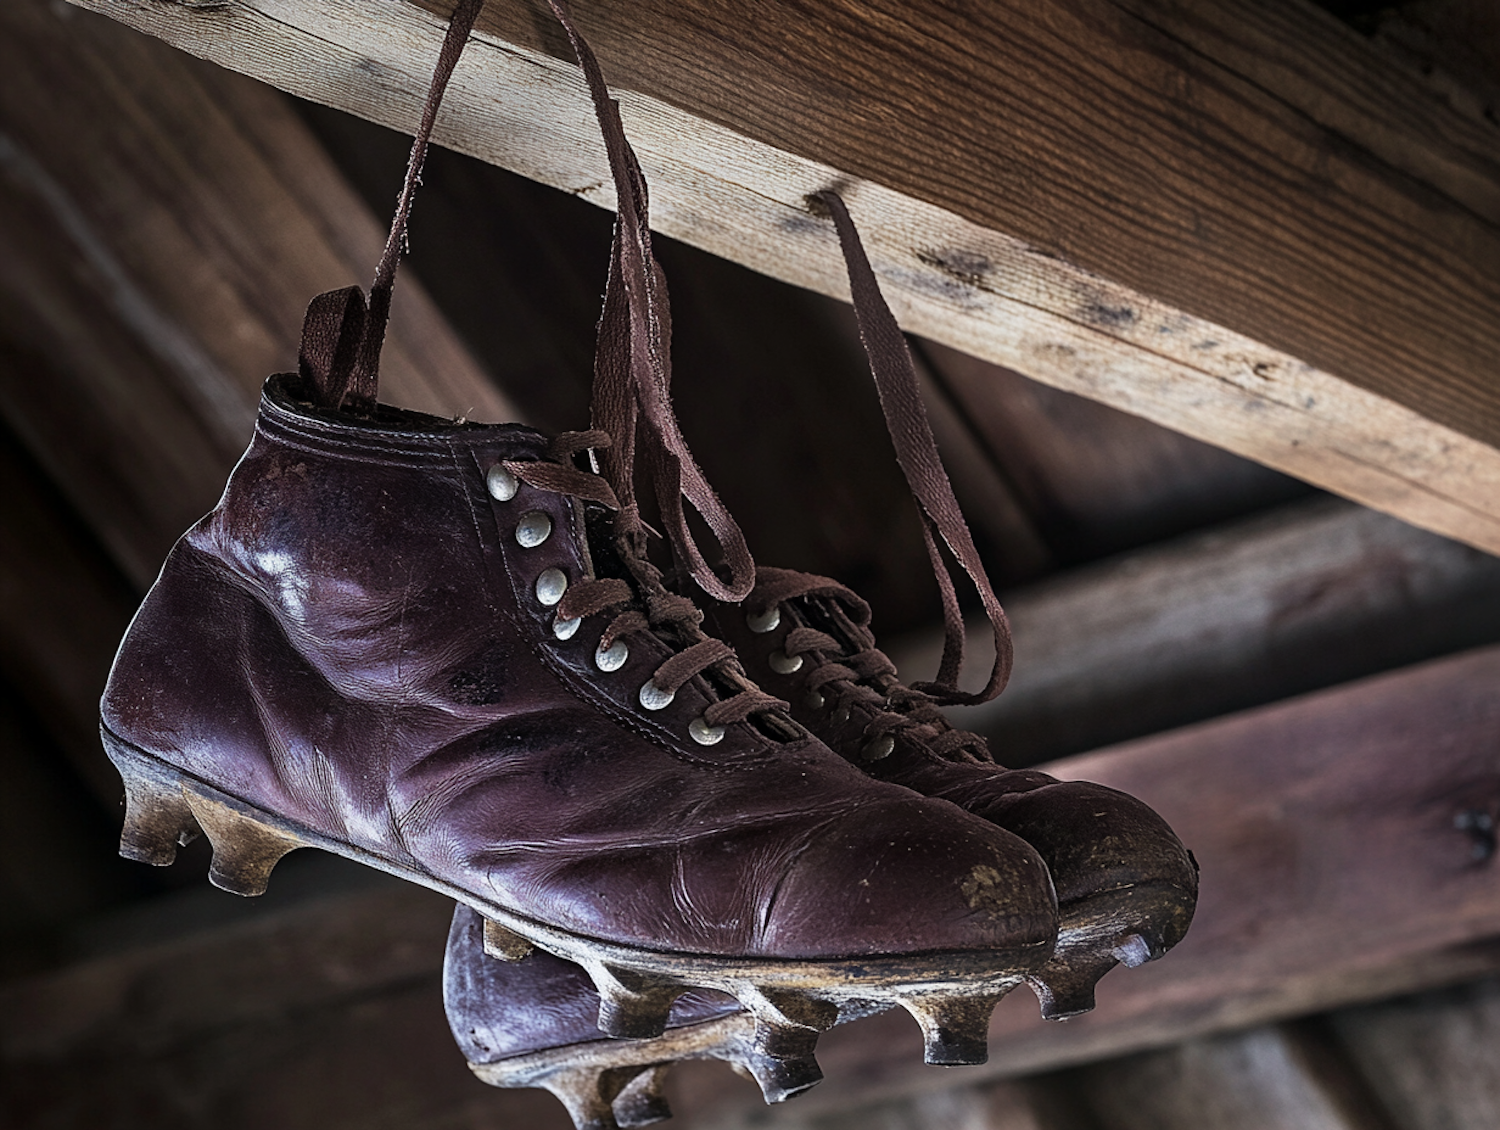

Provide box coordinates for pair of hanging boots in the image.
[99,3,1195,1129]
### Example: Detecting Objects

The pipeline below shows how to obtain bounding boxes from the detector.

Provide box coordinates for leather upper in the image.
[103,377,1058,959]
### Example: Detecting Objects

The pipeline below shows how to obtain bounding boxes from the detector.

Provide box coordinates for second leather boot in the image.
[707,193,1197,1021]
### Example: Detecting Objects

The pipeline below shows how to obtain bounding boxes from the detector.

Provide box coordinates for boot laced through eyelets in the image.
[595,639,629,672]
[639,679,674,711]
[486,465,519,502]
[769,650,803,675]
[688,717,725,745]
[862,735,896,762]
[515,511,553,548]
[746,607,780,633]
[535,567,568,606]
[552,615,581,640]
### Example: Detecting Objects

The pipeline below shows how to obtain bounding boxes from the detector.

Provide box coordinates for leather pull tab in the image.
[299,285,368,410]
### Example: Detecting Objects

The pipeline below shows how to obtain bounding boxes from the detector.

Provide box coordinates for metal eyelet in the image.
[803,691,825,711]
[515,511,552,548]
[486,465,519,501]
[833,704,851,725]
[553,615,581,640]
[689,716,725,745]
[535,567,567,606]
[595,639,629,672]
[639,680,675,710]
[861,735,895,762]
[768,650,803,675]
[746,607,780,633]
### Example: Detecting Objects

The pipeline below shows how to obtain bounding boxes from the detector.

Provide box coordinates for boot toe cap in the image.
[760,797,1058,960]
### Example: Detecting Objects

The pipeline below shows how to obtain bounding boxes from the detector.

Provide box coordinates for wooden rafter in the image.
[69,0,1500,555]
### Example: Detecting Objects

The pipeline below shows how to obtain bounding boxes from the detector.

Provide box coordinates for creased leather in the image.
[709,571,1198,925]
[103,376,1058,959]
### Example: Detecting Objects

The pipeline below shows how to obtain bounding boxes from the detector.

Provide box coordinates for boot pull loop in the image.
[814,190,1014,707]
[299,0,486,411]
[545,0,755,603]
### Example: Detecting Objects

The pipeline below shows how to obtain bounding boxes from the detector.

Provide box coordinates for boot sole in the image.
[470,1012,763,1129]
[105,727,1046,1070]
[1025,882,1195,1020]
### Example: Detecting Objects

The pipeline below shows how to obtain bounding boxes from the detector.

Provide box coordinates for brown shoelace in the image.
[813,190,1013,709]
[295,0,777,726]
[750,568,992,763]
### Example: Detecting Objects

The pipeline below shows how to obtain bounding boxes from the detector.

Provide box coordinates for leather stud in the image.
[596,639,629,672]
[746,607,780,633]
[768,650,803,675]
[535,567,568,606]
[515,511,552,548]
[688,716,725,745]
[639,679,675,711]
[486,464,519,502]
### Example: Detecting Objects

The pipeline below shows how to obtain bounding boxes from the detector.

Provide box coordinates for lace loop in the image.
[749,569,996,765]
[545,0,755,603]
[815,190,1013,707]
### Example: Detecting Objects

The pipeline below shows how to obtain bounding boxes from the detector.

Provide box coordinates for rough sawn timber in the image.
[68,0,1500,555]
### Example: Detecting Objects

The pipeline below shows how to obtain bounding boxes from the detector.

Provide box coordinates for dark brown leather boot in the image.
[708,567,1198,1021]
[103,376,1059,1074]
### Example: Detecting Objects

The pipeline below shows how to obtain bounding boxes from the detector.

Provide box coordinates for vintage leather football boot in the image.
[445,904,904,1127]
[101,375,1061,1070]
[696,192,1197,1022]
[100,0,1062,1076]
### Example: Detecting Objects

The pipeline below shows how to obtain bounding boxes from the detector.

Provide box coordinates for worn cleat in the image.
[900,993,1004,1066]
[109,738,200,866]
[613,1065,673,1127]
[180,788,307,898]
[590,966,685,1040]
[1026,945,1121,1021]
[448,907,755,1129]
[740,1046,824,1104]
[538,1066,625,1130]
[483,918,536,962]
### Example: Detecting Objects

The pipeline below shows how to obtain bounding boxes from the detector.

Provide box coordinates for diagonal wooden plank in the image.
[64,0,1500,556]
[0,0,517,589]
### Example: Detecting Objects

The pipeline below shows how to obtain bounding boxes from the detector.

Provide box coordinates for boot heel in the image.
[104,732,200,866]
[182,791,306,897]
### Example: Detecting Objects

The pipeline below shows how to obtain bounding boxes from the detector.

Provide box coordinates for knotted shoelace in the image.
[750,568,993,764]
[295,0,778,728]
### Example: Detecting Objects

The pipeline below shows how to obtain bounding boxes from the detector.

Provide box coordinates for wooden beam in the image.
[7,645,1500,1126]
[0,0,516,589]
[889,495,1500,763]
[65,0,1500,556]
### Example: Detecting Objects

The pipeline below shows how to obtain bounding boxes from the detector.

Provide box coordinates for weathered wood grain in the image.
[889,496,1500,763]
[0,0,515,589]
[64,0,1500,556]
[1329,977,1500,1130]
[916,339,1310,565]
